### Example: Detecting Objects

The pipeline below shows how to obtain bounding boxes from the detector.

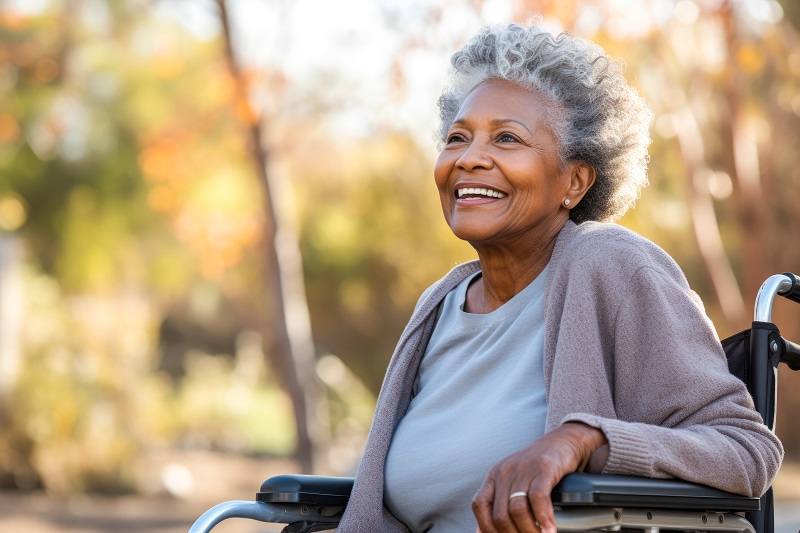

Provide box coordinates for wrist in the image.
[560,421,608,470]
[587,444,610,473]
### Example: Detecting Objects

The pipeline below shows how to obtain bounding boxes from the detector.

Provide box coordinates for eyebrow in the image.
[452,118,532,133]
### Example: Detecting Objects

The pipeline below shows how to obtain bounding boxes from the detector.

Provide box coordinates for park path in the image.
[0,450,294,533]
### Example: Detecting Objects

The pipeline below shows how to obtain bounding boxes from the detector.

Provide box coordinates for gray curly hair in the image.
[437,23,653,223]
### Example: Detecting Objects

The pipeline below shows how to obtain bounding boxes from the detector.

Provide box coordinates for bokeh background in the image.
[1,0,800,531]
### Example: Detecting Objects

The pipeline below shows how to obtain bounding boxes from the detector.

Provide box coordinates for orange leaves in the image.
[139,135,199,215]
[34,56,59,83]
[235,97,258,125]
[139,138,185,214]
[147,185,177,213]
[151,191,263,279]
[736,43,765,75]
[138,126,263,279]
[152,51,184,80]
[139,139,184,183]
[138,143,170,181]
[0,7,29,30]
[174,208,261,279]
[0,193,27,231]
[228,68,262,126]
[134,62,266,281]
[0,113,20,144]
[215,69,236,101]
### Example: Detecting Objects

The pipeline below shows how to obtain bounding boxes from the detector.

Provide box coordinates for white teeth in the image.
[457,187,506,198]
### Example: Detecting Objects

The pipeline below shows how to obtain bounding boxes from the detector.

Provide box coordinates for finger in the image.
[528,478,557,533]
[490,485,521,533]
[473,477,500,533]
[507,491,539,532]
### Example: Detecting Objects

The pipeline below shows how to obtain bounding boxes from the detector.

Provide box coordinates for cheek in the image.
[433,152,454,191]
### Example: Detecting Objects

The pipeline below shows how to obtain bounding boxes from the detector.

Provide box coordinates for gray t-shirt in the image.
[383,266,549,533]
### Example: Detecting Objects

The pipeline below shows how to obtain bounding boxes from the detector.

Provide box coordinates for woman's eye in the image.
[498,133,518,143]
[447,133,466,144]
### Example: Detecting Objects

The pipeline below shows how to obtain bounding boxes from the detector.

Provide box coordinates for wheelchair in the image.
[189,272,800,533]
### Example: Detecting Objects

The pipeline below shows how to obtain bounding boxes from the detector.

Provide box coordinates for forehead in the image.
[453,78,552,129]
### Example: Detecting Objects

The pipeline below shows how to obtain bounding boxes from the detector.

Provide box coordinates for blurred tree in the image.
[215,0,319,473]
[0,0,289,491]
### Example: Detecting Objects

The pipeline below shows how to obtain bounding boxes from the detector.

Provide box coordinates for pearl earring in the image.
[563,199,571,206]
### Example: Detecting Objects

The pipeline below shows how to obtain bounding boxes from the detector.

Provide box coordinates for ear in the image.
[563,162,596,208]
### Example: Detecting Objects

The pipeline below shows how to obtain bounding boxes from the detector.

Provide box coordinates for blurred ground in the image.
[0,453,797,533]
[0,451,298,533]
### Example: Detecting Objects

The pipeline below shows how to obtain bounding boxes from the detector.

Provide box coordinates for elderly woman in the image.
[336,23,783,533]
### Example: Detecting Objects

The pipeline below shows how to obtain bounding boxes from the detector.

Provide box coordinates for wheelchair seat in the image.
[188,272,800,533]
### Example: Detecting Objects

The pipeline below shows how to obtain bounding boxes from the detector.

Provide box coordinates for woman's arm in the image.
[472,422,606,533]
[558,261,783,497]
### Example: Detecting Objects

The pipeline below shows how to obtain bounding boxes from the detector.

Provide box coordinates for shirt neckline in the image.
[455,263,550,319]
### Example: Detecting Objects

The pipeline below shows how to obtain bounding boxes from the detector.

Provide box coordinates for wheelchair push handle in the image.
[752,272,800,370]
[754,272,800,323]
[779,272,800,303]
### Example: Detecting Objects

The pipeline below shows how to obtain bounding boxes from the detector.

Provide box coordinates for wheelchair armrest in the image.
[256,473,760,511]
[192,473,761,533]
[552,473,760,512]
[257,474,354,506]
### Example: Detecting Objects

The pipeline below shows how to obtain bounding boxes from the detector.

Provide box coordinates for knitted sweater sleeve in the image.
[561,260,783,497]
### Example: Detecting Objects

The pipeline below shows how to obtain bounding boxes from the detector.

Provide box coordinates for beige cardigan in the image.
[337,221,783,532]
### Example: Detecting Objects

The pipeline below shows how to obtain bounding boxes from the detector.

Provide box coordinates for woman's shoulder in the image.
[563,220,664,253]
[554,221,688,287]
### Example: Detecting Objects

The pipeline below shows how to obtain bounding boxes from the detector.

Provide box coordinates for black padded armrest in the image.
[552,473,759,512]
[256,475,354,506]
[257,473,759,512]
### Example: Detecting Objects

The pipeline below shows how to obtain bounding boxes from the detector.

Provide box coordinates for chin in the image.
[448,225,498,245]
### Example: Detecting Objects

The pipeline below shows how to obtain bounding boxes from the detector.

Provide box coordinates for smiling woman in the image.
[335,23,783,533]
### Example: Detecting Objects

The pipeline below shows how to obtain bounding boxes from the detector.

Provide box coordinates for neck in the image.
[466,219,567,313]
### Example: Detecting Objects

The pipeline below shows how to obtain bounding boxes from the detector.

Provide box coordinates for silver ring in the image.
[509,491,528,499]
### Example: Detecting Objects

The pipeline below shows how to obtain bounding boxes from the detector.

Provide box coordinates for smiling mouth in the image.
[456,187,507,199]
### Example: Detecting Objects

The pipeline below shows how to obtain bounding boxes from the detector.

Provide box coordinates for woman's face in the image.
[434,79,576,247]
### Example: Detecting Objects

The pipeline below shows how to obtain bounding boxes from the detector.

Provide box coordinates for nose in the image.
[455,139,493,171]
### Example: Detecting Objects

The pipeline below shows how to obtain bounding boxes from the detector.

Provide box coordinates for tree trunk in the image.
[216,0,319,473]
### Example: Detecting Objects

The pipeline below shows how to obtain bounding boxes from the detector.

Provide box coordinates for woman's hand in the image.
[472,422,607,533]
